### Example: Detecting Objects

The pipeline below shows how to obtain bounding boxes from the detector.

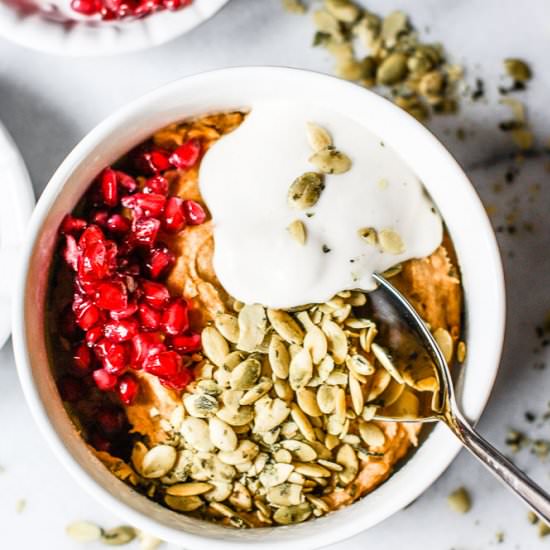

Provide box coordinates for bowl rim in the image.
[12,66,506,549]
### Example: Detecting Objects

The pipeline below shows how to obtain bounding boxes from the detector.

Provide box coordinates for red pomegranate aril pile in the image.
[70,0,193,22]
[57,145,206,415]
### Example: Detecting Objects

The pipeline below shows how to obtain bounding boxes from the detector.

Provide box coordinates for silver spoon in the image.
[369,272,550,522]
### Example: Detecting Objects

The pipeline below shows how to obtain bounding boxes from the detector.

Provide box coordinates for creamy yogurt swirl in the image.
[199,100,442,309]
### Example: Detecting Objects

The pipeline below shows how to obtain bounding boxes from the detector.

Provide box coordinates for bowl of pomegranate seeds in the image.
[0,0,229,56]
[12,68,504,549]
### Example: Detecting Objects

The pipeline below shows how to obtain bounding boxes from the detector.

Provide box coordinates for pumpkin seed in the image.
[164,495,203,512]
[359,421,386,448]
[360,325,378,353]
[304,325,328,364]
[312,9,341,36]
[267,482,303,506]
[317,384,337,414]
[239,377,273,405]
[253,397,291,433]
[318,354,335,381]
[202,326,229,367]
[336,444,359,485]
[204,481,233,502]
[357,226,378,245]
[191,453,236,482]
[457,341,466,363]
[222,389,244,410]
[326,415,344,436]
[287,172,325,210]
[306,494,330,513]
[66,521,102,543]
[289,348,313,390]
[101,526,137,546]
[274,378,294,401]
[291,403,317,442]
[334,387,347,423]
[259,462,294,488]
[274,449,293,464]
[230,357,262,390]
[218,440,259,465]
[229,481,253,511]
[293,462,331,478]
[345,317,374,329]
[322,318,348,364]
[273,503,312,525]
[131,441,148,473]
[376,52,408,85]
[209,417,238,452]
[223,351,245,371]
[504,58,531,82]
[378,228,405,254]
[381,10,408,46]
[197,379,222,396]
[160,449,193,485]
[306,122,333,152]
[325,433,340,450]
[317,459,343,472]
[326,368,348,386]
[237,304,267,352]
[166,482,213,497]
[349,375,364,415]
[287,219,307,245]
[347,291,367,306]
[434,327,453,363]
[184,393,219,418]
[214,313,240,344]
[296,388,322,417]
[366,368,392,401]
[447,487,471,514]
[281,440,318,462]
[268,309,305,344]
[181,418,213,452]
[141,445,177,478]
[371,342,404,383]
[217,405,254,426]
[269,334,290,378]
[325,0,359,23]
[309,147,351,175]
[346,354,375,376]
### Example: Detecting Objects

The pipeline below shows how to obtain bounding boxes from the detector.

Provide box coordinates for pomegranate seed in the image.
[143,350,182,377]
[106,214,131,235]
[138,302,161,330]
[91,210,109,227]
[170,332,201,353]
[162,196,186,233]
[104,318,139,342]
[58,375,86,402]
[100,168,118,207]
[160,368,193,391]
[140,280,170,309]
[116,170,137,192]
[135,149,171,174]
[61,215,87,235]
[96,407,125,434]
[131,332,165,366]
[64,235,80,271]
[93,368,118,390]
[89,431,111,452]
[147,246,175,279]
[122,193,166,218]
[144,175,169,195]
[75,299,101,330]
[79,225,106,249]
[73,343,93,374]
[85,325,104,347]
[117,373,139,405]
[79,241,113,282]
[110,300,138,320]
[96,340,128,375]
[169,139,201,170]
[131,217,160,248]
[162,299,189,335]
[71,0,98,14]
[94,281,128,311]
[182,199,206,225]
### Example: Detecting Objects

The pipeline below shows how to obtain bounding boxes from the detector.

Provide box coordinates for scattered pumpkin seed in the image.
[504,58,531,82]
[141,445,177,479]
[287,172,325,210]
[306,122,333,151]
[309,147,352,174]
[447,487,471,514]
[66,521,102,543]
[101,526,137,546]
[287,219,307,245]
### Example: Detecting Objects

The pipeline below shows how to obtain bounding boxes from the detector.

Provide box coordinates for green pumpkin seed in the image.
[230,357,262,390]
[287,219,307,245]
[268,309,305,345]
[237,304,267,352]
[164,495,204,512]
[184,393,219,418]
[66,521,101,543]
[504,58,531,82]
[273,503,312,525]
[141,445,177,479]
[378,228,405,254]
[202,326,229,367]
[306,122,333,152]
[287,172,325,210]
[166,482,213,497]
[309,147,351,174]
[214,313,240,344]
[269,334,291,378]
[209,417,238,452]
[101,526,136,546]
[376,52,408,86]
[325,0,360,23]
[289,348,313,390]
[357,226,378,245]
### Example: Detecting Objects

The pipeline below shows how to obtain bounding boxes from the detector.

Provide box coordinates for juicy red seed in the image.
[58,375,86,402]
[61,215,87,235]
[96,407,125,434]
[182,199,206,225]
[73,343,93,374]
[93,368,119,390]
[140,280,170,309]
[104,318,139,342]
[170,332,201,353]
[75,300,101,330]
[89,431,111,452]
[106,214,131,235]
[70,0,98,14]
[91,210,109,227]
[131,217,160,248]
[121,193,166,218]
[162,299,189,336]
[138,302,161,331]
[64,235,80,271]
[93,281,127,311]
[144,175,169,195]
[162,196,186,233]
[169,139,201,170]
[110,300,139,321]
[99,341,129,375]
[135,149,171,175]
[100,168,118,207]
[143,350,182,377]
[160,368,193,391]
[78,224,106,249]
[117,373,139,405]
[147,246,175,279]
[85,326,104,347]
[116,170,137,192]
[131,332,165,366]
[78,240,113,282]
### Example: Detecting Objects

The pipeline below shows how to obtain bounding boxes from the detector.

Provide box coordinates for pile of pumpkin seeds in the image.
[286,0,463,121]
[119,290,449,528]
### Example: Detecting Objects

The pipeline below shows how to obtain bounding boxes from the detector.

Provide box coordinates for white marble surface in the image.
[1,1,550,548]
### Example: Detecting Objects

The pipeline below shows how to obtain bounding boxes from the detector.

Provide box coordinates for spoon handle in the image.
[447,412,550,522]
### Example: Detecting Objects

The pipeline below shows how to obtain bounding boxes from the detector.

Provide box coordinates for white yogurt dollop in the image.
[199,101,442,309]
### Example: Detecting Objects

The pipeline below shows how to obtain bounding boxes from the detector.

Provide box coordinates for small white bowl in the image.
[12,67,505,550]
[0,0,229,56]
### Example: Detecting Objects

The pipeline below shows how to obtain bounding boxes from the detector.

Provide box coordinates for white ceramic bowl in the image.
[0,0,229,56]
[12,67,505,550]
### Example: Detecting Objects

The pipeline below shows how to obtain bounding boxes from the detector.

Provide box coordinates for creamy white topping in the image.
[199,101,442,309]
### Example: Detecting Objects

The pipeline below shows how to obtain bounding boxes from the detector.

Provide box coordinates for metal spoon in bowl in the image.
[368,272,550,522]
